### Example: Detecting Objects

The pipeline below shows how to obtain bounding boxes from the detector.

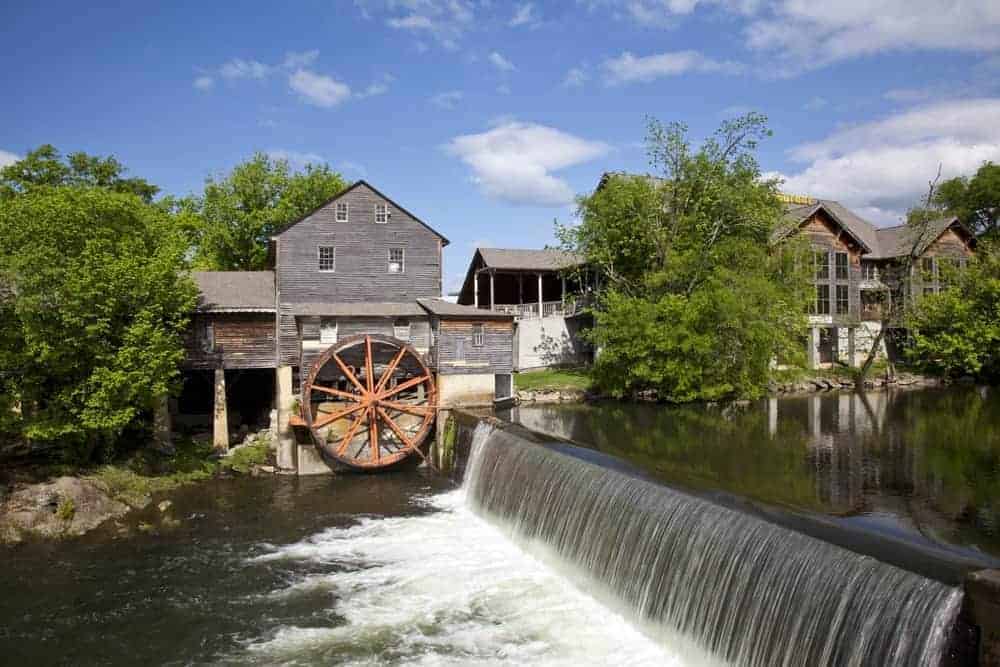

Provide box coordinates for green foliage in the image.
[907,242,1000,379]
[0,187,197,461]
[0,145,159,203]
[562,114,810,401]
[185,153,348,270]
[90,437,217,507]
[220,436,271,474]
[55,497,76,522]
[934,161,1000,237]
[515,367,592,392]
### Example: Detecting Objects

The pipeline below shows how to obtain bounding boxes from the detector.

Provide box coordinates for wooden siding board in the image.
[435,319,513,375]
[183,314,276,369]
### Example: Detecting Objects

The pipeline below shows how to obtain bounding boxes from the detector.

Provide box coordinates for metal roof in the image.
[292,301,427,317]
[477,248,584,271]
[192,271,275,312]
[416,298,514,319]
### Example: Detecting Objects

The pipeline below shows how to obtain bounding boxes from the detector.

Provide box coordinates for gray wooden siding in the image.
[296,316,432,373]
[435,320,513,375]
[276,183,442,304]
[183,314,276,370]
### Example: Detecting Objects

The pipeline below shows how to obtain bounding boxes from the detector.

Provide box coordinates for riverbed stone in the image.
[0,476,129,542]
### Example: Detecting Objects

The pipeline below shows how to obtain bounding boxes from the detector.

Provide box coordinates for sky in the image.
[3,0,1000,293]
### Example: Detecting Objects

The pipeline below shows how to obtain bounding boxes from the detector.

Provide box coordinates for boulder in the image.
[0,476,128,543]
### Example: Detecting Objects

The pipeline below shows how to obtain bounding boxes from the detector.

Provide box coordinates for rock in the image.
[0,476,129,542]
[259,465,276,474]
[157,500,173,513]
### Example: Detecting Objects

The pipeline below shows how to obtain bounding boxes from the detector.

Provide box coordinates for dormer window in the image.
[335,202,348,222]
[318,245,336,272]
[388,248,404,273]
[374,203,388,224]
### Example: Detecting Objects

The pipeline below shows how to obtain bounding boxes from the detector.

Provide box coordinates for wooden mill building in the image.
[179,180,514,474]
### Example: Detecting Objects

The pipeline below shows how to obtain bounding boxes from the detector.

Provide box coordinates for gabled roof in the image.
[417,298,514,320]
[477,248,584,271]
[873,217,973,259]
[773,200,875,253]
[270,180,450,245]
[192,271,275,312]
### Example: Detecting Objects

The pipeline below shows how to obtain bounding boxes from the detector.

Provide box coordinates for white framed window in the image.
[388,248,404,273]
[335,201,349,222]
[473,323,485,347]
[320,318,338,344]
[318,245,335,272]
[393,317,411,341]
[374,202,388,224]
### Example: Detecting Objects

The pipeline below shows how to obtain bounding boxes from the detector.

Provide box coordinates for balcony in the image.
[492,299,586,320]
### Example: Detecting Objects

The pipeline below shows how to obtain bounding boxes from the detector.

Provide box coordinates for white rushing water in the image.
[242,487,716,666]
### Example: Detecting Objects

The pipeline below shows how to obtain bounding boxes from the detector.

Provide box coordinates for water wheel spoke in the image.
[336,413,366,456]
[313,403,365,429]
[368,406,379,464]
[311,384,363,402]
[376,407,426,461]
[364,335,375,393]
[374,347,407,395]
[331,353,367,396]
[378,374,432,400]
[380,400,433,416]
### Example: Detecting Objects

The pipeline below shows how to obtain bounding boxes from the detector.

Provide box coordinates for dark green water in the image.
[508,386,1000,560]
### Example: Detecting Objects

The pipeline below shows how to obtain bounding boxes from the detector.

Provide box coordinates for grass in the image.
[88,438,219,508]
[515,367,592,393]
[55,497,76,522]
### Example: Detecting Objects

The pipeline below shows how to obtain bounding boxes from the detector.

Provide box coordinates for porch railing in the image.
[490,299,587,319]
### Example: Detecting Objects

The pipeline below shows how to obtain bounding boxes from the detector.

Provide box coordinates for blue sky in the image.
[3,0,1000,292]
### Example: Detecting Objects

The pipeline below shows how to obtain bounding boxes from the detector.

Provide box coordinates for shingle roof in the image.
[477,248,584,271]
[192,271,275,312]
[292,302,426,317]
[873,217,962,259]
[417,298,515,320]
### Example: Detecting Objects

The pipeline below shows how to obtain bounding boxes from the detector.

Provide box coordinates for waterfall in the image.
[463,423,964,667]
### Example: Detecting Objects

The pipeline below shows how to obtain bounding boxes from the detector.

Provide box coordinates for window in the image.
[318,246,335,272]
[320,318,337,344]
[335,201,349,222]
[815,285,830,315]
[473,323,485,347]
[374,202,388,224]
[836,285,849,315]
[921,257,935,280]
[388,248,405,273]
[393,318,410,341]
[861,262,877,281]
[923,286,936,297]
[198,321,215,353]
[835,252,849,280]
[814,250,829,280]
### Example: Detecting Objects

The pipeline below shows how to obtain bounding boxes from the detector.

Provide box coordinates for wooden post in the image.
[518,273,523,305]
[153,394,173,454]
[275,365,295,470]
[561,276,566,311]
[807,326,819,370]
[474,271,479,308]
[537,273,543,318]
[489,270,495,311]
[848,327,857,368]
[213,368,229,452]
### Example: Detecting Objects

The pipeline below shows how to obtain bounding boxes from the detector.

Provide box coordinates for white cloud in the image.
[356,74,393,99]
[446,121,611,206]
[430,90,464,109]
[267,149,328,170]
[369,0,475,49]
[777,98,1000,225]
[562,66,589,88]
[603,50,743,84]
[489,51,516,72]
[282,50,319,69]
[802,96,827,111]
[219,58,272,80]
[289,69,352,108]
[496,83,511,95]
[193,76,214,91]
[509,3,539,27]
[0,150,20,168]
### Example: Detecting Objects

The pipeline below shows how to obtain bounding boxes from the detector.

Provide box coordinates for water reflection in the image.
[508,387,1000,559]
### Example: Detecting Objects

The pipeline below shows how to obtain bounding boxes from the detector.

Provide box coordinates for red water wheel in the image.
[301,334,437,469]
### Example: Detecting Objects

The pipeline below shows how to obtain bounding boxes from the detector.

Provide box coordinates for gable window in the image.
[388,248,405,273]
[814,250,830,280]
[473,323,485,347]
[198,321,215,353]
[374,202,388,224]
[835,252,849,280]
[318,245,336,272]
[335,202,349,222]
[320,318,338,344]
[393,318,411,341]
[835,285,849,315]
[815,285,830,315]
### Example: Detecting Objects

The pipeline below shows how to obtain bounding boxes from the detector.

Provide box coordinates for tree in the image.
[907,241,1000,380]
[934,161,1000,237]
[0,144,159,203]
[0,187,196,461]
[187,153,348,270]
[560,114,811,401]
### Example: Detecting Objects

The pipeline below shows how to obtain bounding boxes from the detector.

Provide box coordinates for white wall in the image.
[515,316,588,370]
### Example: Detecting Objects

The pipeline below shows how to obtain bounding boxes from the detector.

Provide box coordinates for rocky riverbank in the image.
[0,430,274,545]
[769,372,943,395]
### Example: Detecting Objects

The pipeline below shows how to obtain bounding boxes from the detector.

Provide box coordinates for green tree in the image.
[561,114,811,401]
[934,161,1000,237]
[0,144,159,203]
[907,241,1000,380]
[188,153,348,270]
[0,188,196,461]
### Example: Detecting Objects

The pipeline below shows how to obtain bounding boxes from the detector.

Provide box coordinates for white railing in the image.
[490,300,585,319]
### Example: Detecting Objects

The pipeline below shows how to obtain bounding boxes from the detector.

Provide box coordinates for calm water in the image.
[508,386,1000,560]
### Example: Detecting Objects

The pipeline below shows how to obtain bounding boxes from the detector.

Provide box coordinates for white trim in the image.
[388,247,405,274]
[473,323,485,347]
[318,245,336,272]
[374,202,388,224]
[335,201,349,223]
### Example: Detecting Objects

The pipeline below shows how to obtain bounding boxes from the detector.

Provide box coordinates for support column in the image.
[473,272,479,308]
[518,273,523,305]
[537,273,543,318]
[807,326,819,370]
[847,327,857,368]
[767,397,778,438]
[152,394,173,454]
[275,365,295,470]
[561,276,566,309]
[213,368,229,453]
[489,270,495,311]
